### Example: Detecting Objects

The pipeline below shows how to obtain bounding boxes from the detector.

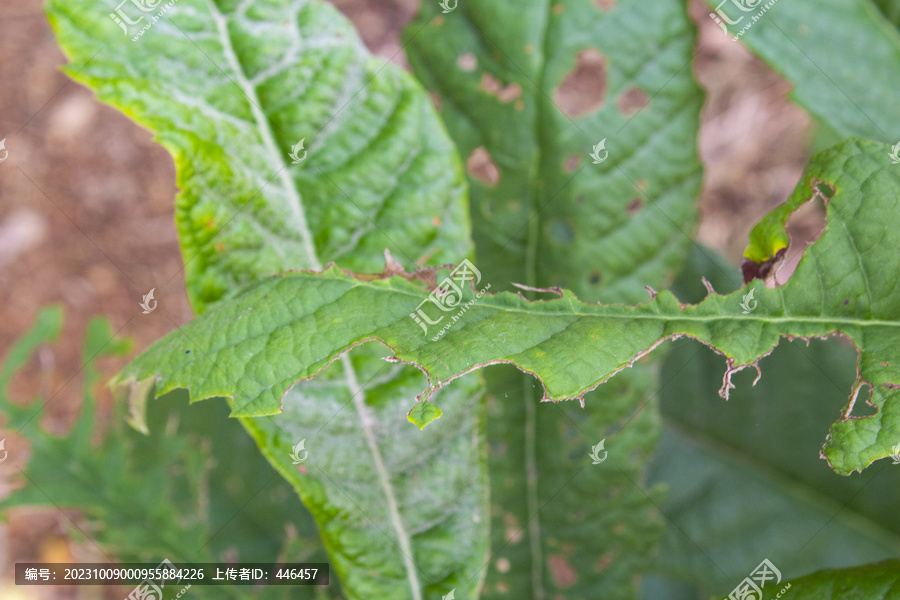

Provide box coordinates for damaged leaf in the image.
[115,135,900,476]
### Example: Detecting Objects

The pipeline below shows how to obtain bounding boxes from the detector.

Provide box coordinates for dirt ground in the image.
[0,0,811,597]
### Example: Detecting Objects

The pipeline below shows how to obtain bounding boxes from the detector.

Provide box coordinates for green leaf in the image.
[46,0,471,310]
[405,0,703,304]
[0,312,340,599]
[405,1,704,595]
[642,245,900,597]
[117,137,900,478]
[45,1,487,598]
[783,559,900,598]
[710,0,900,143]
[874,0,900,29]
[407,399,442,429]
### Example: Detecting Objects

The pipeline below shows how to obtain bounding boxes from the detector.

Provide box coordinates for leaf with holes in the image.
[46,1,486,598]
[118,138,900,478]
[404,1,704,596]
[645,247,900,596]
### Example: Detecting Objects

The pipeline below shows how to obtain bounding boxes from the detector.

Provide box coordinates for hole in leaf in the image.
[457,53,477,72]
[480,74,522,103]
[466,147,501,186]
[845,383,878,419]
[553,49,607,119]
[772,192,828,285]
[617,87,649,116]
[548,555,578,588]
[813,178,836,202]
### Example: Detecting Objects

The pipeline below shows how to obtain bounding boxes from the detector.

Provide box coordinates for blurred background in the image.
[0,0,827,597]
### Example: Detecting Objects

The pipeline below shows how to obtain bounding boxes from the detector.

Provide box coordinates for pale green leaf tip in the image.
[407,401,442,430]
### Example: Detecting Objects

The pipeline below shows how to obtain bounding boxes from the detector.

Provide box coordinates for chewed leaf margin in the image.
[114,138,900,474]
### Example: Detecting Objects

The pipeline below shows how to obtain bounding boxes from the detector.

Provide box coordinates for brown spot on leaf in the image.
[504,513,523,543]
[553,3,564,15]
[589,270,602,285]
[595,553,612,571]
[617,87,649,116]
[495,557,511,573]
[564,154,580,172]
[595,0,615,9]
[635,179,647,191]
[432,216,442,227]
[433,15,444,26]
[525,44,534,54]
[626,197,643,215]
[457,53,477,72]
[548,555,577,588]
[467,147,501,186]
[553,49,607,119]
[514,99,525,111]
[480,74,522,103]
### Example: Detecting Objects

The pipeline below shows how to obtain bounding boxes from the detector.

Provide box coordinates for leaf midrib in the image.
[240,275,900,330]
[207,2,423,596]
